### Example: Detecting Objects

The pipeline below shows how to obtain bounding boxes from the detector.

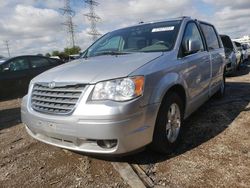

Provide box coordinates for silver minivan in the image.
[21,17,226,155]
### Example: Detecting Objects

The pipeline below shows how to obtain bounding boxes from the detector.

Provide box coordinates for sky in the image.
[0,0,250,57]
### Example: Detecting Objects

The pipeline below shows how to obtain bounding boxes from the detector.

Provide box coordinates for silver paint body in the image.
[21,17,226,154]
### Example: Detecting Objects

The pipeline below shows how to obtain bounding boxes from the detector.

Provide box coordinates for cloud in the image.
[0,0,249,57]
[95,0,193,30]
[0,4,65,56]
[202,0,250,38]
[203,0,250,9]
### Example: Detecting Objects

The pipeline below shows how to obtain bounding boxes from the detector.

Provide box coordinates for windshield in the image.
[86,20,181,58]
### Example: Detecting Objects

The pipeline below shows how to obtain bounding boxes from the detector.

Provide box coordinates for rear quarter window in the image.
[200,24,220,50]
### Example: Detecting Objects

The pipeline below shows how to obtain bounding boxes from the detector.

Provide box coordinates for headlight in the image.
[92,76,144,101]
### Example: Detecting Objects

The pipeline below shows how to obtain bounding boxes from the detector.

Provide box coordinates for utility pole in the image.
[84,0,101,42]
[4,40,10,57]
[60,0,76,47]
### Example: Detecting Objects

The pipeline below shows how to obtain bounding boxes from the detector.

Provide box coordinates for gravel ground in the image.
[0,62,250,188]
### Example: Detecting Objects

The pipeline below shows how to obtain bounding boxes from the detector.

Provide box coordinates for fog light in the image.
[97,139,117,149]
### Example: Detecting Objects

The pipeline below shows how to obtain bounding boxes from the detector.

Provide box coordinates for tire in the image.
[150,92,184,154]
[215,72,226,98]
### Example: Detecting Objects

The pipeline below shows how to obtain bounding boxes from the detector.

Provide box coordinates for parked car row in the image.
[220,34,249,75]
[234,41,248,62]
[242,43,250,58]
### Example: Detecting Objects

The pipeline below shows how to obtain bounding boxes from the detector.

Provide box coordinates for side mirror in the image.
[183,39,201,55]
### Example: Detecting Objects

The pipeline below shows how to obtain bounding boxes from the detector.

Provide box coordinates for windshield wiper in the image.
[92,51,131,57]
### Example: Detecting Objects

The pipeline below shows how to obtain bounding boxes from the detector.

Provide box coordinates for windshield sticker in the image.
[152,26,175,32]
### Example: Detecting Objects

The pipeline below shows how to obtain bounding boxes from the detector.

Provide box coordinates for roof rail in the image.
[179,16,191,19]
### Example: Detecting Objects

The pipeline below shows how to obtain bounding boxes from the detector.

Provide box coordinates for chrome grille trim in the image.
[31,83,86,115]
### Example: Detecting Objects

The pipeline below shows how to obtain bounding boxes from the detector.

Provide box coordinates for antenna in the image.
[4,40,10,57]
[60,0,76,47]
[84,0,101,41]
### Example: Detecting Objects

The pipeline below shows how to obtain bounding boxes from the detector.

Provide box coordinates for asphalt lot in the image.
[0,61,250,187]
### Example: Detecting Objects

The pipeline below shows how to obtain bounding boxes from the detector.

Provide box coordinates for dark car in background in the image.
[233,41,243,66]
[0,55,64,97]
[220,35,239,74]
[242,43,250,60]
[233,41,248,63]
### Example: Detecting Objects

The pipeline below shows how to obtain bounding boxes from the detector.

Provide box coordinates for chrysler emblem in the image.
[48,82,56,89]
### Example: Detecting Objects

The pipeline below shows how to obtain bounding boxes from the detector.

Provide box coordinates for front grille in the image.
[31,83,86,115]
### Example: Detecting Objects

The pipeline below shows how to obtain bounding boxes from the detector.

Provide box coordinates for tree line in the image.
[44,46,82,59]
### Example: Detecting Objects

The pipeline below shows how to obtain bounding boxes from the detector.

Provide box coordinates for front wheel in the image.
[150,92,184,154]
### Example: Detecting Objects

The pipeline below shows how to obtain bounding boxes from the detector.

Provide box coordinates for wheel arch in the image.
[161,84,187,114]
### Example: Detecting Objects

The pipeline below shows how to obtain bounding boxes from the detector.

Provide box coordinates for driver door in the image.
[179,22,211,113]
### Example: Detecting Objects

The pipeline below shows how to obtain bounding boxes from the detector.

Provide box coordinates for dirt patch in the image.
[0,114,127,188]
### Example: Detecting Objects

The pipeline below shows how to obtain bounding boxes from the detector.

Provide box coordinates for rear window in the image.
[200,24,220,50]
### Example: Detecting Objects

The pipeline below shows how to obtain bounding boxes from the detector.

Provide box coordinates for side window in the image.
[30,57,51,68]
[181,22,204,56]
[2,57,29,72]
[200,24,220,50]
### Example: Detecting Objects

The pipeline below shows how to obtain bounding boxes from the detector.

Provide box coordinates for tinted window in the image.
[30,57,51,68]
[1,57,29,72]
[181,22,204,56]
[200,24,220,50]
[87,20,181,57]
[220,35,233,50]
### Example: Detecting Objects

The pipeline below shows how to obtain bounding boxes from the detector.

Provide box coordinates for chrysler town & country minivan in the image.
[21,17,226,155]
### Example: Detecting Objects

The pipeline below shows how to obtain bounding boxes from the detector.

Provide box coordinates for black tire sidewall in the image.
[151,92,184,154]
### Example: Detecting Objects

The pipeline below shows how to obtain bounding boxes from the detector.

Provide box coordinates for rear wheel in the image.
[151,92,184,154]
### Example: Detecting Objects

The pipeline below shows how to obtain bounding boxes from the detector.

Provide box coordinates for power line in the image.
[60,0,76,47]
[84,0,102,42]
[4,40,10,57]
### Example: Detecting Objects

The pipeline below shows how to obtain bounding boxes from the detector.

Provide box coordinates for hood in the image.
[32,52,163,84]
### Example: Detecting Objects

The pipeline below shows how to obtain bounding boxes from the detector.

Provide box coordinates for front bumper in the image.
[21,89,160,155]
